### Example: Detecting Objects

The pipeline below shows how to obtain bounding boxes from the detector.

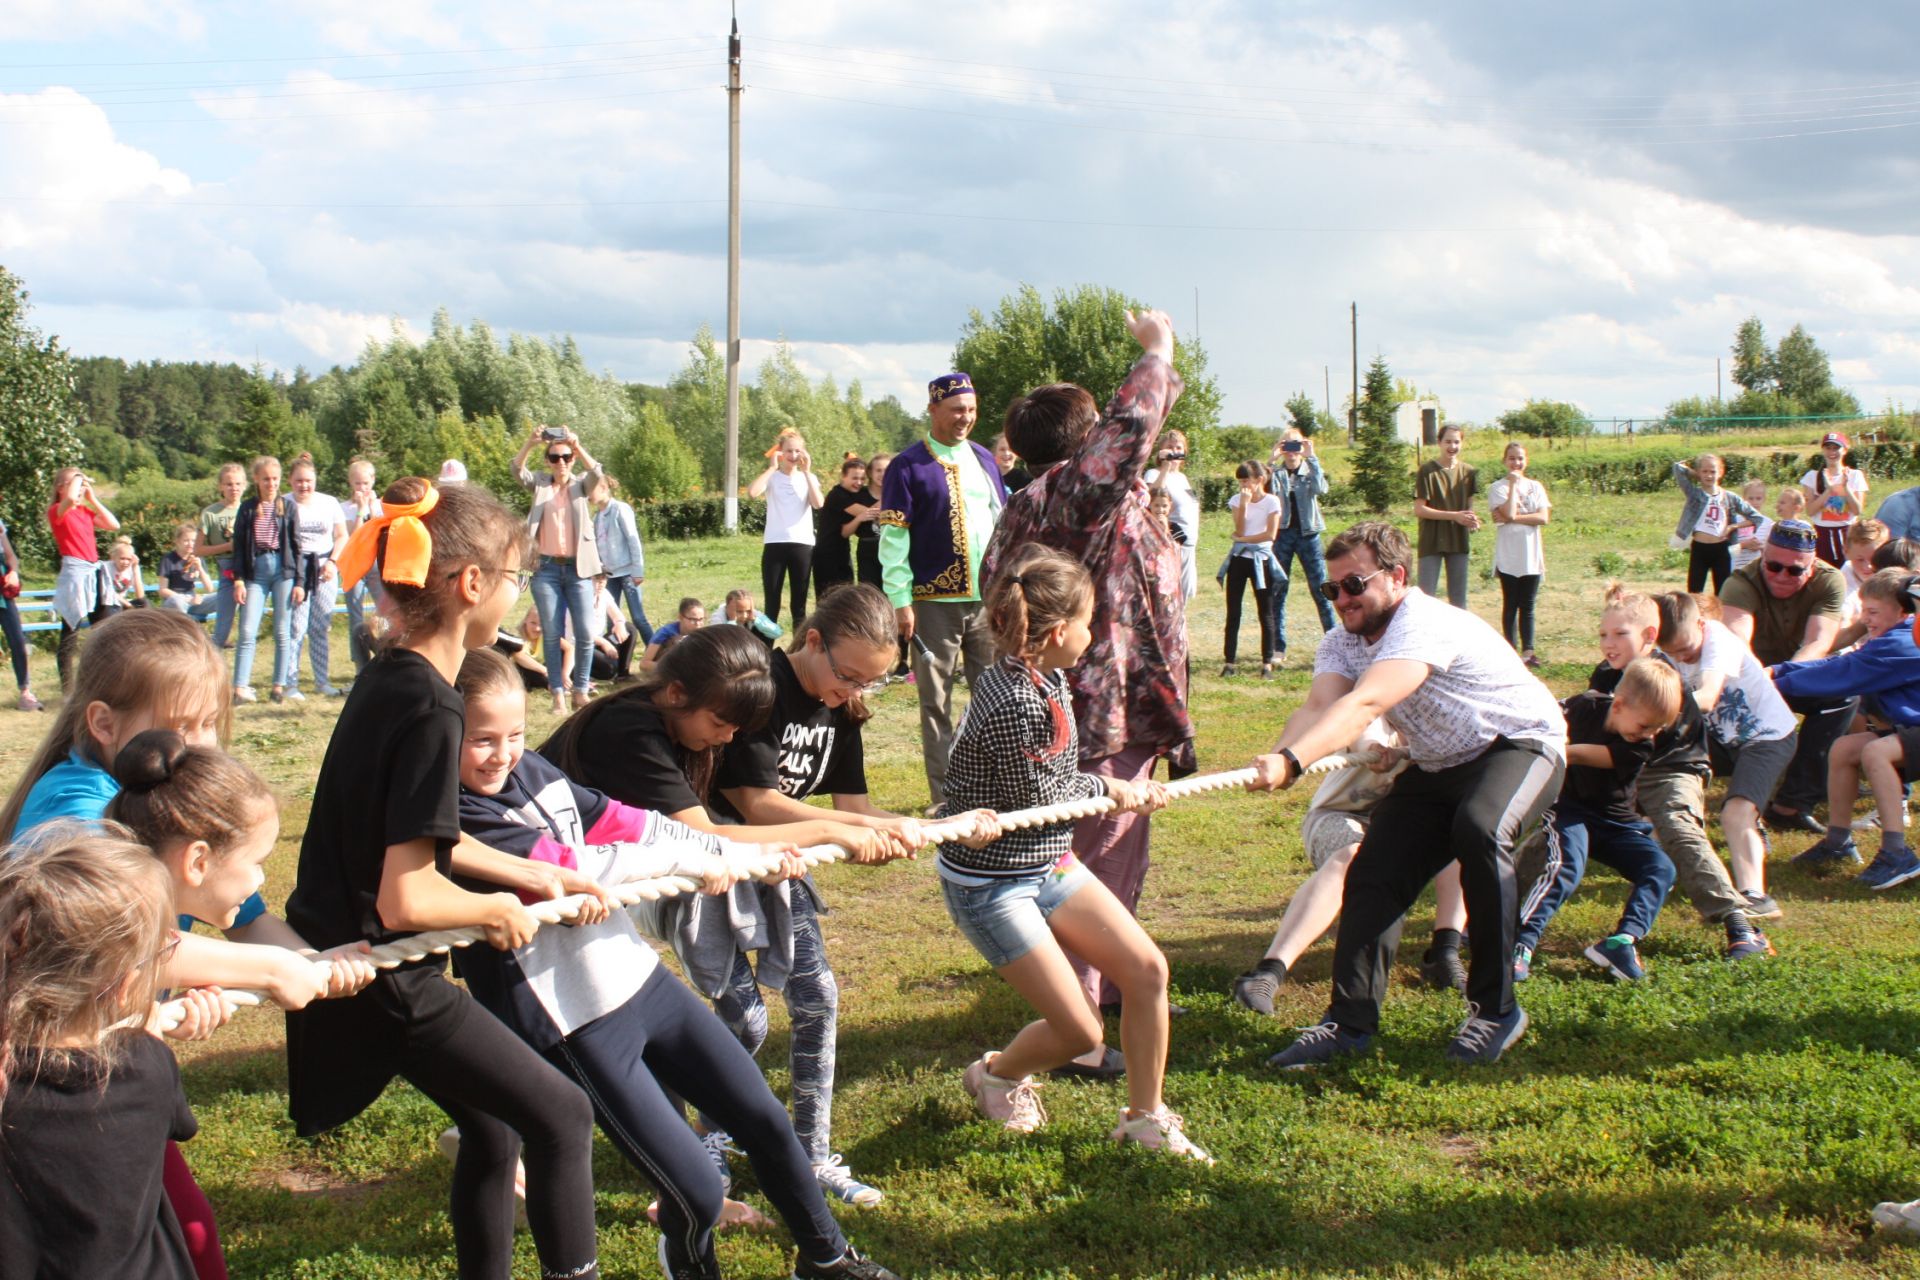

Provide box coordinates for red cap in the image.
[1821,431,1849,448]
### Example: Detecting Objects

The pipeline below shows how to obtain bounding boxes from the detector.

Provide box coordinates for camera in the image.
[1159,450,1186,462]
[541,426,568,442]
[1281,441,1304,454]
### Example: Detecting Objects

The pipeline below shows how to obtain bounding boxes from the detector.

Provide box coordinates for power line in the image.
[0,35,708,71]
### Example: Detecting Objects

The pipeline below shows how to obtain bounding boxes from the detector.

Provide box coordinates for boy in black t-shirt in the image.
[1514,657,1684,982]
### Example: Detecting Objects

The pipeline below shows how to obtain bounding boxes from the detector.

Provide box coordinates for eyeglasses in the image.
[824,643,888,696]
[1763,560,1809,578]
[142,932,182,973]
[1318,568,1388,602]
[546,452,574,464]
[455,566,529,591]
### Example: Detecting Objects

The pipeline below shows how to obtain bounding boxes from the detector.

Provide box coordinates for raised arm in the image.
[1049,309,1184,532]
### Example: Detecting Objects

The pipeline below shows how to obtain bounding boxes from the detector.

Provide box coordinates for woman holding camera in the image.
[748,427,824,625]
[46,467,123,691]
[516,422,606,714]
[1266,428,1336,659]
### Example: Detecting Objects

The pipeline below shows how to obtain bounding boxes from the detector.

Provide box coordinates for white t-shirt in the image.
[1690,489,1731,540]
[1802,467,1868,528]
[293,493,346,556]
[1314,588,1567,770]
[1486,477,1550,576]
[1144,468,1199,548]
[762,470,816,546]
[1840,559,1868,626]
[1229,490,1282,540]
[1731,514,1772,571]
[1669,619,1797,746]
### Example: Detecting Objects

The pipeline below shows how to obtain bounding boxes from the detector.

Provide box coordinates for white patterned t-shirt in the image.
[1313,588,1566,771]
[1668,619,1796,746]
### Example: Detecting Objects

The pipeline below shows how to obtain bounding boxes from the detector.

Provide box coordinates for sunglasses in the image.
[1763,559,1809,578]
[1318,568,1388,602]
[547,452,574,464]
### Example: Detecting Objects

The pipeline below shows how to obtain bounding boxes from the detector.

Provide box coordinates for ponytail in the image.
[983,545,1093,761]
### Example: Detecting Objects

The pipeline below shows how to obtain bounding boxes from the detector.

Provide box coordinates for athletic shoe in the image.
[813,1154,884,1207]
[1852,810,1911,832]
[1444,1003,1528,1065]
[1725,929,1775,961]
[962,1055,1047,1133]
[1584,935,1647,982]
[1265,1021,1371,1070]
[1419,944,1468,992]
[1741,889,1783,920]
[1764,807,1824,835]
[1220,663,1238,678]
[1873,1198,1920,1236]
[1791,835,1862,869]
[284,687,305,702]
[16,691,43,711]
[231,686,257,704]
[1511,944,1533,983]
[700,1129,735,1196]
[791,1245,902,1280]
[1049,1045,1126,1081]
[1111,1107,1215,1165]
[316,684,345,698]
[1523,653,1543,669]
[1857,846,1920,891]
[1232,963,1285,1015]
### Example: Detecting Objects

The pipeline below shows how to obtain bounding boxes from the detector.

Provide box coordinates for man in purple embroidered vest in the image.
[878,372,1009,811]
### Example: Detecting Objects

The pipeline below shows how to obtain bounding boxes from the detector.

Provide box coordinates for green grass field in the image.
[7,431,1920,1279]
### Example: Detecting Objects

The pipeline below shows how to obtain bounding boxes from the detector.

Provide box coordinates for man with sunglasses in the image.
[1718,519,1847,840]
[1249,521,1565,1067]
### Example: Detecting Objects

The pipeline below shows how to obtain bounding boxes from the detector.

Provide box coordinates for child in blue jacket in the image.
[1773,568,1920,888]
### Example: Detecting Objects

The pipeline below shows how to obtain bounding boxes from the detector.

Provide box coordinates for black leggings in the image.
[546,968,846,1275]
[400,998,600,1280]
[1223,556,1275,664]
[1497,571,1541,652]
[1687,539,1732,593]
[0,600,27,690]
[761,542,813,625]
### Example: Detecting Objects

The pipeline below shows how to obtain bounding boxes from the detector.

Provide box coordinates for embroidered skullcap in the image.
[928,373,976,403]
[1767,519,1817,553]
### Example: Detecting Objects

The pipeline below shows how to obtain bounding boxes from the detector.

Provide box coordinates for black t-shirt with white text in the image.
[545,696,705,817]
[1589,657,1710,778]
[711,648,866,820]
[1559,690,1655,823]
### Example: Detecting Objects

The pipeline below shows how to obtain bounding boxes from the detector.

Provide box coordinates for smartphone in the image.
[1281,440,1304,454]
[541,426,568,442]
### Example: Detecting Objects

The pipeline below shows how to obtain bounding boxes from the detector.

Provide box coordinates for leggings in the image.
[547,969,846,1276]
[56,603,122,690]
[1687,539,1732,593]
[0,599,28,690]
[1417,552,1470,608]
[1222,556,1275,664]
[1497,571,1541,651]
[761,542,813,626]
[400,995,601,1280]
[710,883,838,1163]
[162,1140,227,1280]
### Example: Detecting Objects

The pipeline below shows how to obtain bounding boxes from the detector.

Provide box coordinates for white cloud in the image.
[0,0,201,42]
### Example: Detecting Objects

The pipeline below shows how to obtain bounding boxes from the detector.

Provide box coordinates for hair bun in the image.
[112,729,190,794]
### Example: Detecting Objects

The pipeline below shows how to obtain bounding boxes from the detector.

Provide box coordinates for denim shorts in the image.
[939,854,1096,969]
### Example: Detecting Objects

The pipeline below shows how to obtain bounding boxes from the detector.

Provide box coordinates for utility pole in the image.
[1348,302,1358,444]
[1323,364,1331,431]
[1193,286,1200,342]
[1716,357,1722,407]
[722,8,744,533]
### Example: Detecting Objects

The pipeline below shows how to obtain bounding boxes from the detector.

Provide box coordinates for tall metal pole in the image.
[722,11,744,532]
[1349,302,1359,444]
[1323,364,1331,430]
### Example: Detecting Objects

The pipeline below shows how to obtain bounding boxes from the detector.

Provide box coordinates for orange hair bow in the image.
[338,484,440,589]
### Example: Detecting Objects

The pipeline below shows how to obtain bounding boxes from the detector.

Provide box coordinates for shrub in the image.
[113,469,214,566]
[634,495,767,542]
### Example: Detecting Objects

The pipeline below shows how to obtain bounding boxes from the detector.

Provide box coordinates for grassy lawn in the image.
[7,430,1920,1278]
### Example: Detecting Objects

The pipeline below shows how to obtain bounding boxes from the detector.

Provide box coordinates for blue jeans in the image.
[233,552,293,688]
[605,574,653,646]
[210,557,236,647]
[1517,805,1677,952]
[344,577,378,671]
[529,558,595,693]
[711,884,838,1163]
[1269,525,1336,655]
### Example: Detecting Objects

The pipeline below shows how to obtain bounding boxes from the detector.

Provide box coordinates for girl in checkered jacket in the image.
[937,545,1212,1164]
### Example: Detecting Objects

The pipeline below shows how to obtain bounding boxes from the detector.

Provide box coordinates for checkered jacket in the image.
[936,658,1110,875]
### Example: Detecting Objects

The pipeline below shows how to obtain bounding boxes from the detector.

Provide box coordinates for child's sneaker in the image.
[1791,834,1861,869]
[1419,943,1467,992]
[1741,889,1783,920]
[1858,846,1920,890]
[791,1244,902,1279]
[813,1154,884,1207]
[962,1055,1046,1133]
[1444,1003,1528,1064]
[1584,934,1647,982]
[1110,1107,1215,1165]
[700,1129,736,1196]
[1265,1020,1372,1070]
[1511,943,1533,982]
[1724,928,1775,961]
[1231,960,1286,1014]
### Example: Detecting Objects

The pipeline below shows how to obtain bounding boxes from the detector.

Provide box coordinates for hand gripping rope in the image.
[149,753,1370,1032]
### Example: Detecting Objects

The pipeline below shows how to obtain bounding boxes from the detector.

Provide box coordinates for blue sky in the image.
[3,1,1916,425]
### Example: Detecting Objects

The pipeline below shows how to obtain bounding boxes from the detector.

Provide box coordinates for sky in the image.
[3,1,1917,427]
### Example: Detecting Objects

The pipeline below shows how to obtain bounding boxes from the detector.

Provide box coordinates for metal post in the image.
[722,11,744,533]
[1348,302,1358,443]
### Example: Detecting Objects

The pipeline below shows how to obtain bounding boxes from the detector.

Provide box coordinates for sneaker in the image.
[1110,1107,1215,1165]
[1445,1003,1529,1065]
[1791,835,1861,869]
[1232,963,1285,1015]
[1419,944,1468,992]
[1741,889,1783,920]
[16,690,43,712]
[316,684,344,698]
[1511,944,1533,983]
[700,1129,735,1196]
[791,1244,902,1280]
[813,1154,884,1207]
[1584,935,1647,982]
[1764,807,1824,836]
[1523,653,1543,669]
[1265,1021,1372,1070]
[268,687,284,704]
[962,1055,1047,1133]
[1725,929,1775,961]
[284,687,306,702]
[1873,1198,1920,1236]
[1857,846,1920,891]
[232,686,257,704]
[1220,663,1238,678]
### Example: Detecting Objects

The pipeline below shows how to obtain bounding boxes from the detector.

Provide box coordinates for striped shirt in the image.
[252,503,280,551]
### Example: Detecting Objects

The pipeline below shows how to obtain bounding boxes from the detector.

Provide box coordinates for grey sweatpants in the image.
[913,598,995,807]
[1417,552,1470,608]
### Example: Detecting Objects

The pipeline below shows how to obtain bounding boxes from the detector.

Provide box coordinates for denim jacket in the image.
[593,498,645,579]
[1672,462,1764,541]
[1269,457,1329,534]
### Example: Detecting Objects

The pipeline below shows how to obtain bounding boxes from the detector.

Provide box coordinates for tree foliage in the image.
[950,284,1223,448]
[1284,392,1320,437]
[1725,316,1860,419]
[0,267,84,568]
[1349,355,1408,513]
[609,401,704,501]
[1498,399,1591,440]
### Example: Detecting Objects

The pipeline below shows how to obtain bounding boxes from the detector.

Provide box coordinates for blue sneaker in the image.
[1266,1021,1372,1070]
[1724,929,1775,961]
[1511,944,1533,983]
[1858,846,1920,891]
[1584,935,1647,982]
[1791,835,1862,869]
[1445,1003,1529,1064]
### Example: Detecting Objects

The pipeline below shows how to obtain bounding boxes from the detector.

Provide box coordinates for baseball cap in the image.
[1821,431,1849,448]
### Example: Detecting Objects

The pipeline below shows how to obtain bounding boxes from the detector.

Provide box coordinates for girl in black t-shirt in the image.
[283,477,609,1280]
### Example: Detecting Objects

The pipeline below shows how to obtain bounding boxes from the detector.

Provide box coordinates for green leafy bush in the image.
[113,469,214,565]
[634,496,767,542]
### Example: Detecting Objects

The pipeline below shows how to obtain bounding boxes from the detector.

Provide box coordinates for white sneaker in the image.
[962,1054,1046,1133]
[1111,1107,1215,1165]
[699,1128,735,1196]
[1855,810,1910,832]
[232,686,257,704]
[1874,1198,1920,1234]
[813,1153,885,1207]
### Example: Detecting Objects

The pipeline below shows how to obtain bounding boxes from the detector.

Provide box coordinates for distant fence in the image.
[9,586,346,635]
[1576,412,1906,439]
